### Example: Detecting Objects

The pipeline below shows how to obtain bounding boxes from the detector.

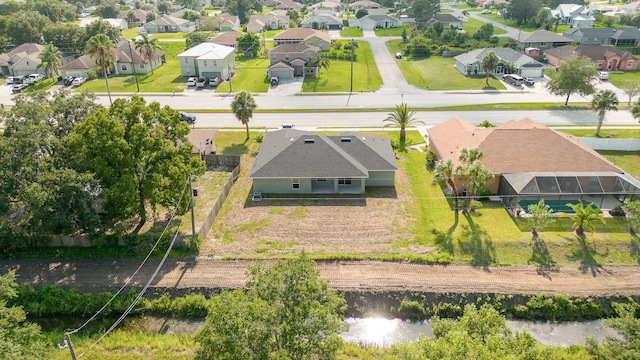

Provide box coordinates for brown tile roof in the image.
[60,55,96,70]
[270,43,319,54]
[274,28,331,43]
[209,31,242,47]
[428,117,621,174]
[186,129,217,155]
[545,45,638,63]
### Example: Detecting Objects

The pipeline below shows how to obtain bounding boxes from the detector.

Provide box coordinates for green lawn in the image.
[559,128,640,139]
[216,56,270,93]
[340,27,363,37]
[302,40,382,92]
[78,43,185,93]
[151,32,189,40]
[214,131,261,155]
[121,27,140,39]
[386,40,506,90]
[463,17,507,36]
[480,14,540,32]
[599,151,640,176]
[609,70,640,88]
[263,29,286,38]
[374,24,414,37]
[403,150,638,266]
[24,78,57,93]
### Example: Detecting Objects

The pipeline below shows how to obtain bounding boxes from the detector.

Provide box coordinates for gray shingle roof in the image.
[520,30,572,43]
[250,130,397,179]
[455,48,543,68]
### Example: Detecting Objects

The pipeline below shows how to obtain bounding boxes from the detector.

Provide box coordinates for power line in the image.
[65,180,189,336]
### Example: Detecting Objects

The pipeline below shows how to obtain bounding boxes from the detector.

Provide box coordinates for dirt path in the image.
[2,259,639,297]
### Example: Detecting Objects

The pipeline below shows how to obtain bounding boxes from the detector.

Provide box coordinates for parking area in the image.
[267,77,303,95]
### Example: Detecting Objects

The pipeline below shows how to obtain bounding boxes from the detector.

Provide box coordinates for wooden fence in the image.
[198,162,241,240]
[203,154,241,167]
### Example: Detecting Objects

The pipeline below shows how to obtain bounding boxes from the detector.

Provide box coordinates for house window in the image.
[184,58,189,64]
[203,60,207,66]
[597,61,603,68]
[338,178,352,185]
[628,60,634,68]
[608,60,613,69]
[316,178,326,182]
[540,42,547,47]
[121,65,128,71]
[139,64,144,69]
[213,61,217,66]
[292,178,300,189]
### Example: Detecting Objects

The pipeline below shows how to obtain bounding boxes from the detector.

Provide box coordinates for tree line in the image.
[0,92,205,254]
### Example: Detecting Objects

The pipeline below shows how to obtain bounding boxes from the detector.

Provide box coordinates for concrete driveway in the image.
[267,77,303,95]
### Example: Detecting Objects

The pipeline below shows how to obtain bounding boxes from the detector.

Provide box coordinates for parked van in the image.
[25,74,45,84]
[502,73,524,86]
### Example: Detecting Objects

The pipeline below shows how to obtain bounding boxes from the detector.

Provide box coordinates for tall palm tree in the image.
[566,202,605,236]
[382,103,424,143]
[481,51,499,86]
[433,159,459,210]
[455,148,492,214]
[553,14,562,33]
[86,34,117,105]
[231,90,257,140]
[37,43,63,79]
[631,99,640,122]
[590,89,619,137]
[134,33,161,75]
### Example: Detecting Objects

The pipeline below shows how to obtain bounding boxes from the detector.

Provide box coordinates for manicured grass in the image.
[214,131,261,155]
[24,78,57,92]
[432,102,591,110]
[151,32,188,40]
[215,56,270,93]
[302,40,382,92]
[480,14,540,32]
[462,17,507,35]
[559,128,640,139]
[374,25,414,37]
[403,150,638,266]
[599,150,640,176]
[386,40,505,90]
[263,29,286,38]
[340,27,364,37]
[77,42,185,93]
[121,27,140,39]
[609,70,640,88]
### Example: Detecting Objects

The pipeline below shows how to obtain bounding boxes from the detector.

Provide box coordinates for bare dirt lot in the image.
[200,156,425,258]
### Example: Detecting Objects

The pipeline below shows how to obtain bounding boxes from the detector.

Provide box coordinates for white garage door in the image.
[270,70,291,80]
[520,68,543,78]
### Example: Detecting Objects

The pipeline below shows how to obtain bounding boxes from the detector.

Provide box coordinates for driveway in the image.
[267,77,303,95]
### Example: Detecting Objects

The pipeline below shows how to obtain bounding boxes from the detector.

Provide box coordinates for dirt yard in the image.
[200,155,428,258]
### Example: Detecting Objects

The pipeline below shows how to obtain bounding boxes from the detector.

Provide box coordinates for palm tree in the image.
[231,90,257,140]
[86,34,117,105]
[553,14,562,33]
[590,89,619,137]
[134,33,161,75]
[382,103,424,144]
[481,51,499,86]
[37,43,63,79]
[455,148,493,214]
[126,9,137,26]
[566,202,605,236]
[433,159,459,210]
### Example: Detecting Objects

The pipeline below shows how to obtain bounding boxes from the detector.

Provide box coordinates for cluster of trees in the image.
[224,0,263,23]
[401,20,497,58]
[504,0,587,27]
[0,92,205,252]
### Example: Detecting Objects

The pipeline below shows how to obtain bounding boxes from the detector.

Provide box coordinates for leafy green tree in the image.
[590,89,618,137]
[355,8,368,18]
[236,32,259,53]
[527,199,553,236]
[621,80,640,106]
[417,304,551,359]
[224,0,262,23]
[480,51,499,86]
[545,57,598,106]
[83,19,121,44]
[411,0,440,29]
[0,271,47,360]
[96,1,118,18]
[477,120,495,128]
[37,42,63,78]
[185,31,210,49]
[473,23,494,41]
[622,199,640,234]
[231,90,257,140]
[433,159,459,210]
[196,253,346,360]
[70,96,206,232]
[566,201,605,236]
[5,11,51,44]
[454,148,494,214]
[383,103,424,144]
[587,302,640,359]
[86,34,117,105]
[43,22,86,55]
[506,0,541,26]
[134,33,161,75]
[631,99,640,122]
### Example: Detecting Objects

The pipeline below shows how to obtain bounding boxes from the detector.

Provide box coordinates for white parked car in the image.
[72,77,86,86]
[481,9,492,14]
[5,76,15,84]
[25,73,45,84]
[187,77,197,86]
[599,71,609,80]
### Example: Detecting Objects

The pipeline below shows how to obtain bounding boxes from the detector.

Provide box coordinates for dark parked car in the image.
[64,76,76,86]
[12,83,28,93]
[180,111,196,124]
[270,76,279,85]
[12,76,26,84]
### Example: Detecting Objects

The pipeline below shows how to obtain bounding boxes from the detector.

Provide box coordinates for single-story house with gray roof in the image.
[563,27,640,46]
[519,30,573,51]
[300,14,343,30]
[454,47,544,78]
[357,15,402,30]
[249,129,398,194]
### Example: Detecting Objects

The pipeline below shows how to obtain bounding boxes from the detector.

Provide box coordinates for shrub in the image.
[425,151,436,171]
[255,133,264,143]
[398,300,428,319]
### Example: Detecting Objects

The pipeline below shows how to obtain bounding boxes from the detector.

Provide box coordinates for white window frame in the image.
[292,178,300,189]
[338,178,352,185]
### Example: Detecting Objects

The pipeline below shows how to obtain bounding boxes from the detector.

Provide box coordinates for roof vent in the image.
[304,138,315,144]
[290,138,294,142]
[341,137,351,142]
[362,137,366,141]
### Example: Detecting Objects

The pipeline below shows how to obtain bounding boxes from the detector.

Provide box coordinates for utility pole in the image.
[189,175,196,242]
[350,38,354,93]
[65,334,77,360]
[126,38,140,92]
